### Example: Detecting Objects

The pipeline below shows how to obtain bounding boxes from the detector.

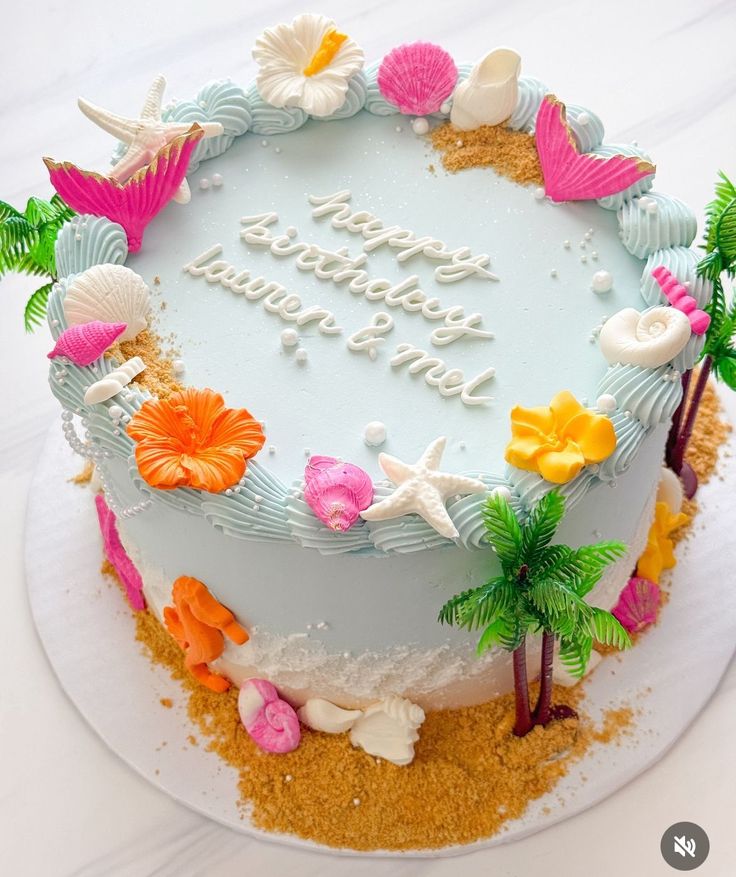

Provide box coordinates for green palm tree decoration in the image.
[0,194,75,331]
[667,171,736,495]
[439,490,631,736]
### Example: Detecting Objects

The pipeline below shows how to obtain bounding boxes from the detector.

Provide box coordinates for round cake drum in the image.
[25,414,736,857]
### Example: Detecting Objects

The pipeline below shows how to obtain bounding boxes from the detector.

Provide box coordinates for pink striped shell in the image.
[48,320,127,367]
[377,42,458,116]
[304,456,373,532]
[611,576,660,633]
[238,678,300,754]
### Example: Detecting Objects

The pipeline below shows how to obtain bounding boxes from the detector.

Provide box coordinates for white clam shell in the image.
[450,47,521,130]
[349,695,425,766]
[64,264,151,342]
[598,306,691,368]
[656,466,684,514]
[297,698,363,734]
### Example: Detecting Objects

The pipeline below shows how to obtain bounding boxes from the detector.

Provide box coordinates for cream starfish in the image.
[77,75,224,205]
[360,437,487,539]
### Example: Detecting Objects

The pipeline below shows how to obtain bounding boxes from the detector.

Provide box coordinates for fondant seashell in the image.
[303,456,373,532]
[656,467,684,515]
[598,307,691,368]
[45,125,204,252]
[377,42,458,116]
[48,320,126,367]
[450,48,521,130]
[349,695,425,766]
[611,576,660,633]
[651,266,711,335]
[536,96,656,203]
[297,698,363,733]
[64,264,150,341]
[640,247,712,310]
[238,678,300,754]
[55,215,128,278]
[84,356,145,405]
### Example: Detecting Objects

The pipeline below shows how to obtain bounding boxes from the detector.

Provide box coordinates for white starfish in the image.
[360,437,487,539]
[77,75,224,205]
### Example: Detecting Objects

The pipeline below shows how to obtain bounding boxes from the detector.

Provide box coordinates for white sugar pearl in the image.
[596,393,617,413]
[353,798,361,806]
[108,405,124,420]
[395,125,403,133]
[591,270,613,294]
[275,146,282,154]
[295,347,308,363]
[199,178,210,190]
[363,421,387,447]
[261,139,269,147]
[440,101,451,114]
[491,485,512,501]
[285,226,297,238]
[211,173,223,187]
[412,117,429,135]
[281,328,299,348]
[578,112,591,125]
[172,359,186,374]
[534,187,545,200]
[563,240,571,249]
[550,269,558,278]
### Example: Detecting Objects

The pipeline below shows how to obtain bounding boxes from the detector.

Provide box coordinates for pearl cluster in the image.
[223,473,250,497]
[199,173,224,190]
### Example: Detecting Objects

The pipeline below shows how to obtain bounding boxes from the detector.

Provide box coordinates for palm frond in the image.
[558,633,593,679]
[0,214,37,275]
[588,607,631,650]
[704,172,736,256]
[476,616,522,655]
[0,199,23,222]
[23,282,53,332]
[520,489,565,562]
[569,541,627,596]
[482,493,523,567]
[452,576,517,632]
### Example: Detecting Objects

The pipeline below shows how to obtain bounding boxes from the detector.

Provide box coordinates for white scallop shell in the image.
[656,466,684,514]
[297,698,363,734]
[598,306,691,368]
[63,264,151,342]
[349,695,425,766]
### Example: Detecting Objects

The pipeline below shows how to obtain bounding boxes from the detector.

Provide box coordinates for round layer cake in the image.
[46,50,707,711]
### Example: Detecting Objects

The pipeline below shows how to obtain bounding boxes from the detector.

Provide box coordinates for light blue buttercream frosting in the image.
[320,72,368,121]
[594,144,655,211]
[507,76,548,132]
[565,104,605,153]
[618,192,697,258]
[162,79,251,172]
[55,215,128,279]
[246,84,308,135]
[597,363,682,427]
[640,246,713,309]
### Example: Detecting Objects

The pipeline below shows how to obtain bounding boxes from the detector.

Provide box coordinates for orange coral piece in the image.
[164,575,249,692]
[636,501,689,584]
[127,387,265,493]
[505,390,617,484]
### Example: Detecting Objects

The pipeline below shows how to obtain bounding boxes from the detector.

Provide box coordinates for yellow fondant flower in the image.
[636,501,689,584]
[505,390,617,484]
[252,13,364,117]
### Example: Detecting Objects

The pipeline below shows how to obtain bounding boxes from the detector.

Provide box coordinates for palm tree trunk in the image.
[671,358,712,478]
[665,370,692,467]
[512,639,533,736]
[532,630,555,726]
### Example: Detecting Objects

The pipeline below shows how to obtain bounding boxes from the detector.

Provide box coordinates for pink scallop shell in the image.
[377,42,458,116]
[44,125,204,253]
[304,456,373,532]
[95,494,146,611]
[536,96,655,202]
[611,576,660,633]
[238,678,300,754]
[48,320,127,367]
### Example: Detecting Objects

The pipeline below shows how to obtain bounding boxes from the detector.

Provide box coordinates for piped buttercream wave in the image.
[507,76,548,132]
[506,466,597,514]
[162,79,251,172]
[55,216,128,279]
[597,363,682,427]
[565,104,605,153]
[618,193,697,259]
[285,483,374,554]
[246,85,309,135]
[321,72,368,121]
[595,412,649,482]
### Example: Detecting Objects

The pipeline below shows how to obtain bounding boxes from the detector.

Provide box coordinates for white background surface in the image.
[1,1,735,875]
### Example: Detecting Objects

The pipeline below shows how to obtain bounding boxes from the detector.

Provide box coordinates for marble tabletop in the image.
[1,0,735,874]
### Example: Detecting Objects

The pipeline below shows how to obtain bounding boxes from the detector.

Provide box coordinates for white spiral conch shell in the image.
[297,698,363,734]
[349,695,425,766]
[450,47,521,130]
[64,264,151,342]
[598,306,691,368]
[656,466,684,514]
[84,356,145,404]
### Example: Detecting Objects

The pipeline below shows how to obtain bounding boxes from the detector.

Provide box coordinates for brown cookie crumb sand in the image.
[431,123,543,186]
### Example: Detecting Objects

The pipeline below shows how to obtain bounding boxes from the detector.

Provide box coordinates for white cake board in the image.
[25,415,736,858]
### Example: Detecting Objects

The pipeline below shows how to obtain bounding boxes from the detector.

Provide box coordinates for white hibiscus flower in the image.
[253,13,364,118]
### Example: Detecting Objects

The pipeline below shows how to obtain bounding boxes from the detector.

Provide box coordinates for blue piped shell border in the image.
[48,65,710,556]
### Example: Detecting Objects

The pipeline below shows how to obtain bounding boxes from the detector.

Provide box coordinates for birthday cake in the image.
[20,12,723,835]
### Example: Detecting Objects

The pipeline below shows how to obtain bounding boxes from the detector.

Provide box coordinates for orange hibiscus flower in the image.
[505,389,617,484]
[127,387,265,492]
